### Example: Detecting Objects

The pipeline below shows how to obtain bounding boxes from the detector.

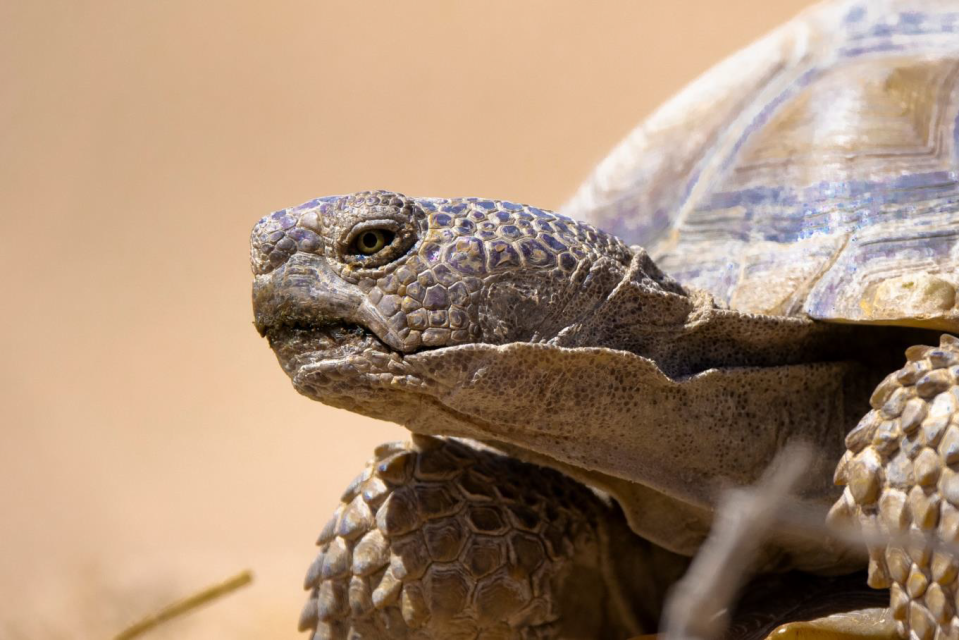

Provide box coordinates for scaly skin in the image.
[251,190,642,412]
[298,434,683,639]
[831,335,959,640]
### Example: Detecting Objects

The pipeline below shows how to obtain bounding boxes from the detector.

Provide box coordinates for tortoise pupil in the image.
[353,229,394,256]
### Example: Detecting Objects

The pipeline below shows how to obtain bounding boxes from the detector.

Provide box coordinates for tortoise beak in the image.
[253,253,361,333]
[252,252,410,352]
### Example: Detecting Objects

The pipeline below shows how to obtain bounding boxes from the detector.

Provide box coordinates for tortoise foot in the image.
[300,435,659,639]
[831,335,959,640]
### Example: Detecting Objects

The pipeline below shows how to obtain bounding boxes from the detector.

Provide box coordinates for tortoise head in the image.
[250,189,682,419]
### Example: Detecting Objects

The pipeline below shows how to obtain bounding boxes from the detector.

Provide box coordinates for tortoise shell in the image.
[564,0,959,331]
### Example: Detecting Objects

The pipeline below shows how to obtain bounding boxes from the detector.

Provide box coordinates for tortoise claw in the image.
[764,607,897,639]
[628,608,897,640]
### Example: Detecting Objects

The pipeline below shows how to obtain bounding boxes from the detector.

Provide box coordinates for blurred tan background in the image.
[1,1,815,637]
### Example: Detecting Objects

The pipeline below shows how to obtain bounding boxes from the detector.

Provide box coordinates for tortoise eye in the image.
[353,229,394,256]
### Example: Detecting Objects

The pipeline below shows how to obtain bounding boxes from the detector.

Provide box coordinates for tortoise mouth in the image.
[264,320,385,375]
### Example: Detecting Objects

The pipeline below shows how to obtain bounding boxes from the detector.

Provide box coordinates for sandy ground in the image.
[0,1,815,638]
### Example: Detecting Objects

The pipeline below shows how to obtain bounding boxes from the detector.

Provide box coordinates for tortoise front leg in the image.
[831,334,959,640]
[300,435,686,639]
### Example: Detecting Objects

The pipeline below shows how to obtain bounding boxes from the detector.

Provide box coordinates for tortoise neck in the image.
[551,250,848,378]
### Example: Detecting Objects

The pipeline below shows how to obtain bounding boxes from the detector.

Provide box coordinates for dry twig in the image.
[112,570,253,640]
[660,444,812,640]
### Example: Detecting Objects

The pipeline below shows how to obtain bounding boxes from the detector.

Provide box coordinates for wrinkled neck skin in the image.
[551,249,847,376]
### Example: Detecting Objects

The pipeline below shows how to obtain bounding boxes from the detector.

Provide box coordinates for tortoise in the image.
[249,0,959,637]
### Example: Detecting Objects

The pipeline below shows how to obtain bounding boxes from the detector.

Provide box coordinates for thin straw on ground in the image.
[113,570,253,640]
